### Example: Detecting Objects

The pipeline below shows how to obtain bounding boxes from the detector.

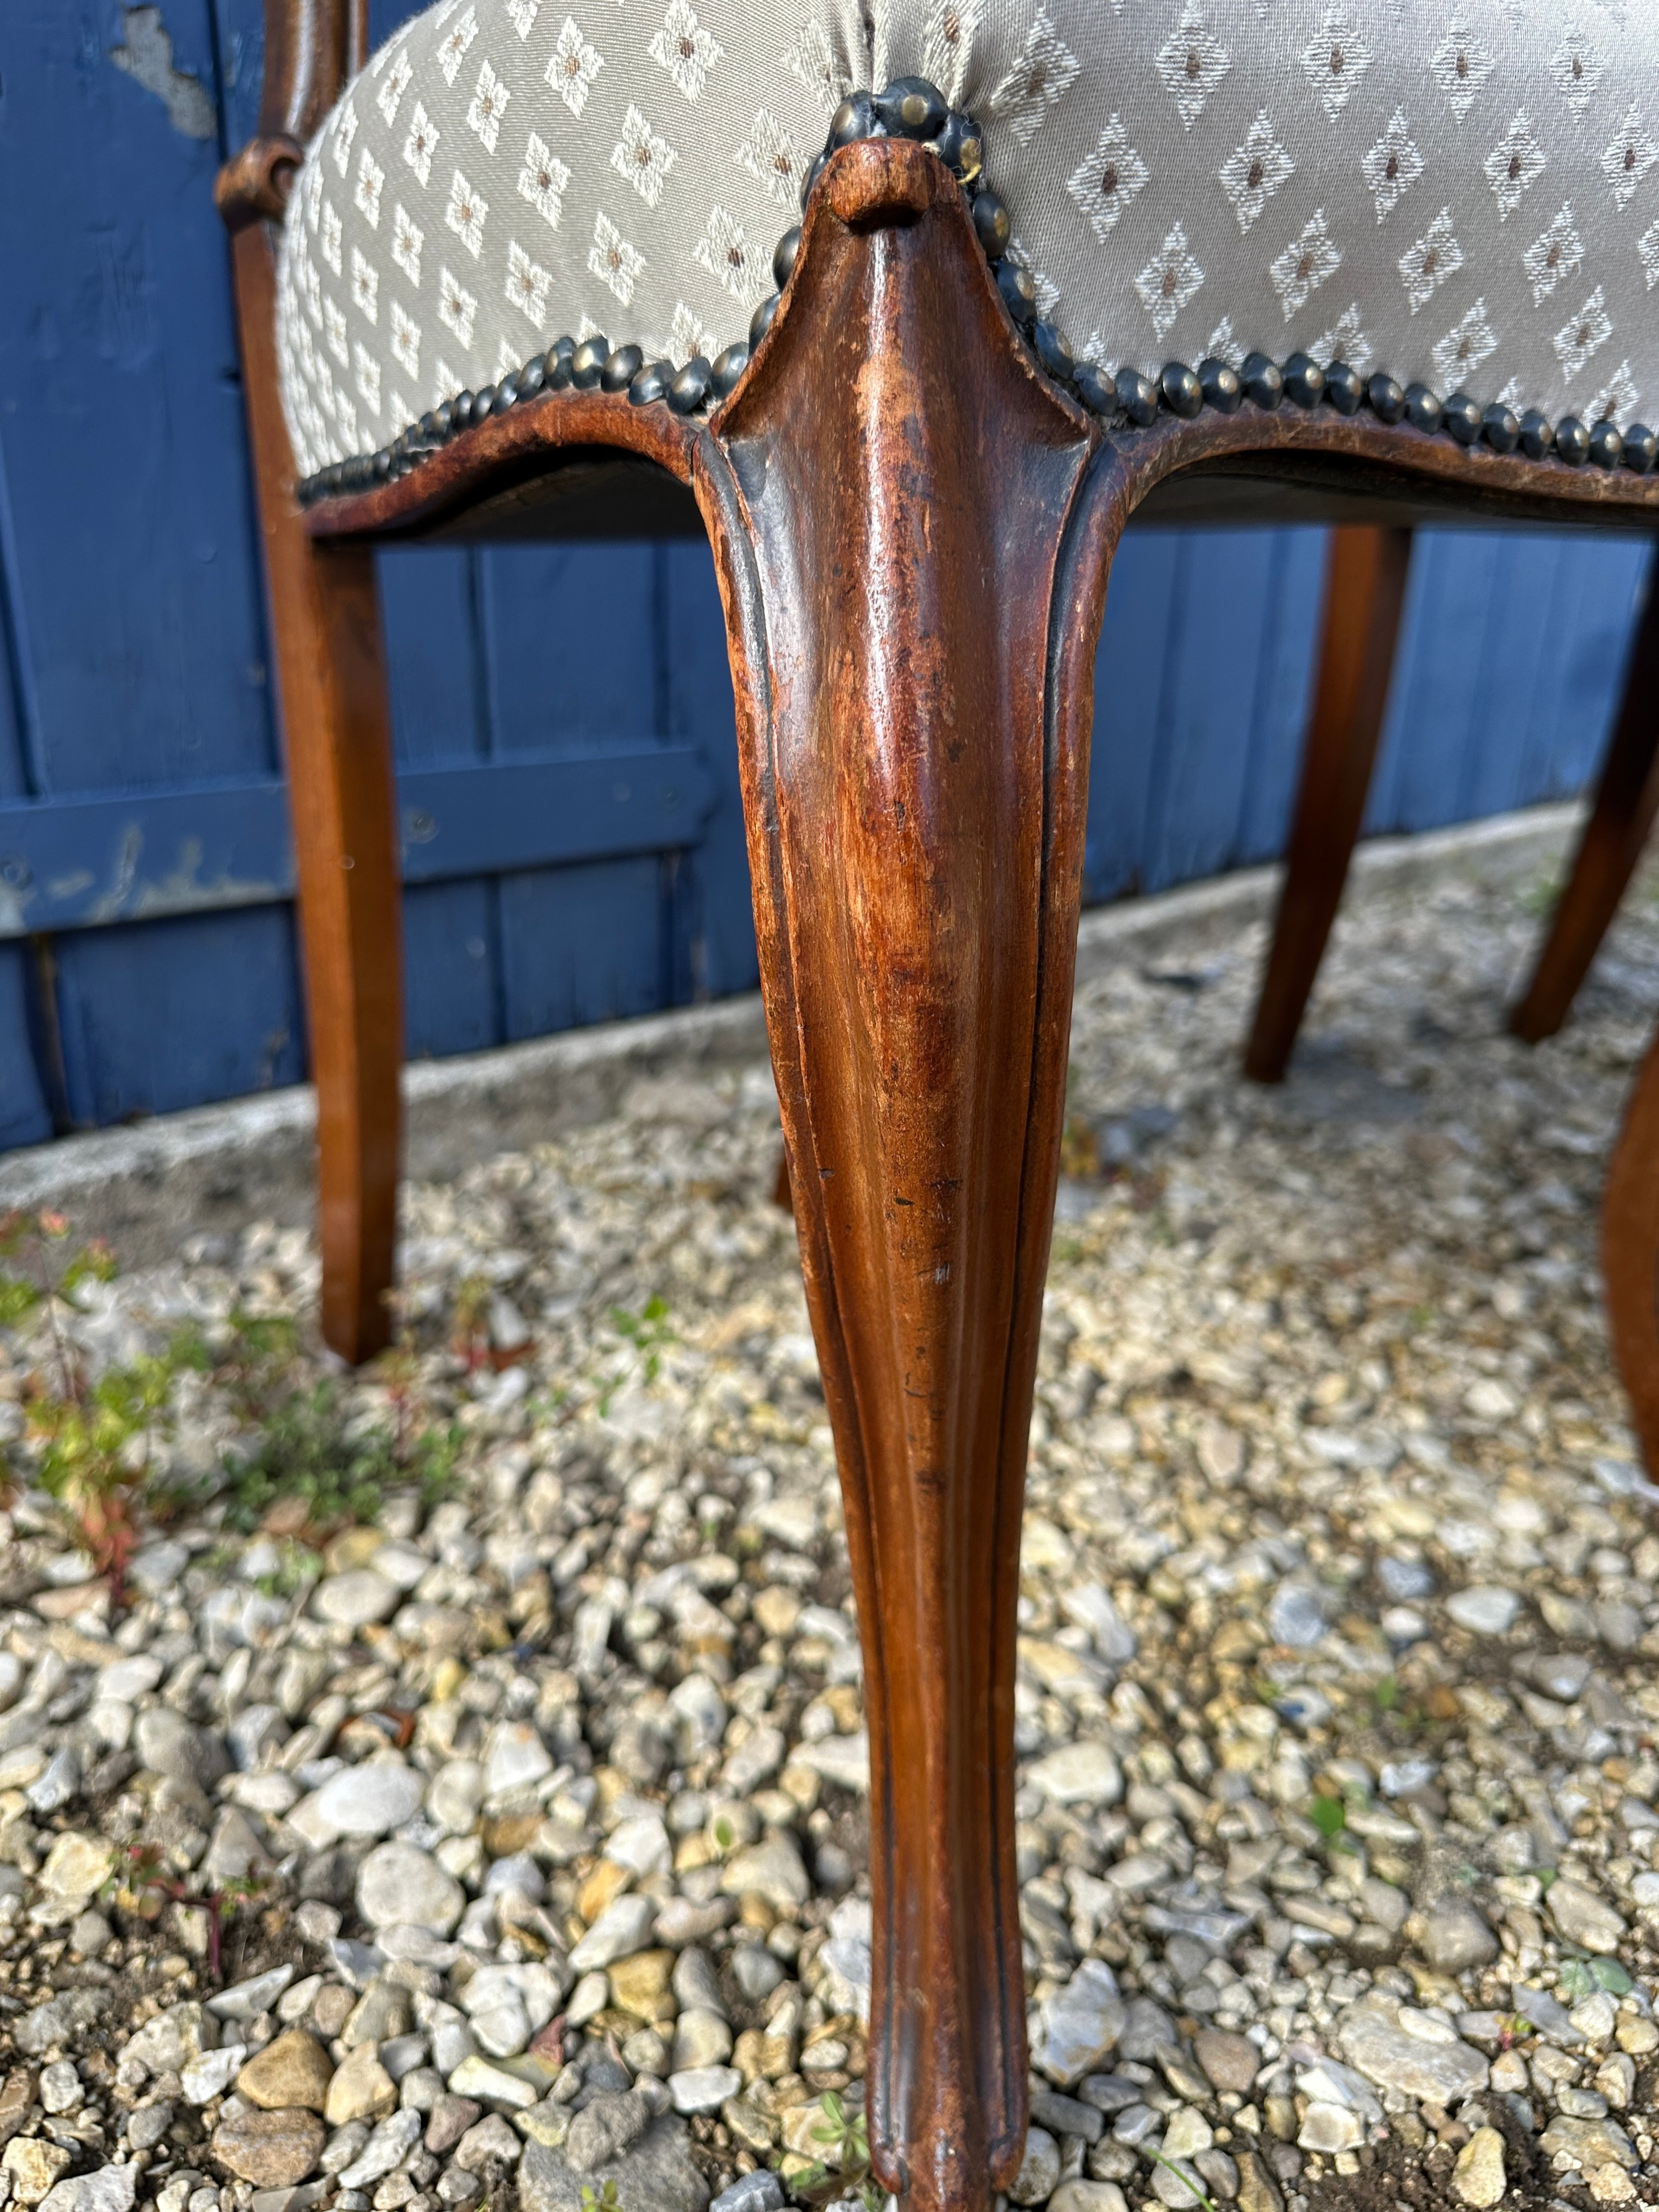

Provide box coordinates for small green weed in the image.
[107,1841,267,1982]
[1145,2146,1218,2211]
[597,1295,672,1414]
[578,2185,623,2212]
[1309,1792,1348,1841]
[794,2091,886,2209]
[223,1379,457,1532]
[2,1208,206,1602]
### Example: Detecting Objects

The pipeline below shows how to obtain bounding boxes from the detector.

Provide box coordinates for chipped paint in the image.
[109,6,217,140]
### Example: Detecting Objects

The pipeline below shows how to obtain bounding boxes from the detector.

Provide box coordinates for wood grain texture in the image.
[1511,546,1659,1042]
[1244,526,1413,1082]
[687,136,1113,2212]
[229,220,402,1362]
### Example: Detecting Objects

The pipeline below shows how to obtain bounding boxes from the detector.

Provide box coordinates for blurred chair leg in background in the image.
[1510,544,1659,1043]
[1244,525,1414,1084]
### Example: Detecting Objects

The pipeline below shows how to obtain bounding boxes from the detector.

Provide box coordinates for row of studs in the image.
[297,74,1656,502]
[296,76,1002,503]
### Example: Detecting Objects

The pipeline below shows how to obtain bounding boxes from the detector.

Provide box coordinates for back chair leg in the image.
[698,139,1114,2212]
[1510,545,1659,1043]
[1244,524,1413,1082]
[1604,1027,1659,1475]
[229,222,403,1363]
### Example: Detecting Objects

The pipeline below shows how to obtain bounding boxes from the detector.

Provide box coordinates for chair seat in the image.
[278,1,1659,479]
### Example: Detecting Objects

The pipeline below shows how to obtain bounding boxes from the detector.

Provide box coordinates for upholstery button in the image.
[1114,368,1157,426]
[873,77,947,139]
[1241,353,1283,409]
[1198,358,1242,413]
[1160,361,1202,417]
[1481,402,1520,454]
[1323,362,1363,415]
[1034,322,1076,382]
[600,344,643,392]
[1282,352,1324,407]
[972,191,1011,261]
[668,357,713,414]
[571,338,609,389]
[711,343,751,400]
[1404,383,1443,434]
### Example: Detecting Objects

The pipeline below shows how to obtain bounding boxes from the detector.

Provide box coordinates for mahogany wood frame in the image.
[223,17,1659,2203]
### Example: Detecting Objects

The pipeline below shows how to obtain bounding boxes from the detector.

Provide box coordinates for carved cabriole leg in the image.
[229,223,403,1363]
[1510,546,1659,1043]
[1244,524,1413,1083]
[694,138,1115,2212]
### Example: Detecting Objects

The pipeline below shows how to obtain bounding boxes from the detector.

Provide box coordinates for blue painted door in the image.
[0,2,1650,1151]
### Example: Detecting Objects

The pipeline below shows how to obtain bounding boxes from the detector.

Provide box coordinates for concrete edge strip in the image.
[0,798,1584,1215]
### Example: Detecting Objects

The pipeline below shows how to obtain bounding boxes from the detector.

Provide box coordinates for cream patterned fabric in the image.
[277,1,1659,477]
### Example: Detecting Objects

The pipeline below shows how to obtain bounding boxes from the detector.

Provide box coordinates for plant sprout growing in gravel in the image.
[577,2185,623,2212]
[106,1843,266,1984]
[597,1293,672,1414]
[2,1207,207,1603]
[794,2090,886,2209]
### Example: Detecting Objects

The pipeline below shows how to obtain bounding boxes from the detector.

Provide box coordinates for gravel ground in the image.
[5,842,1659,2212]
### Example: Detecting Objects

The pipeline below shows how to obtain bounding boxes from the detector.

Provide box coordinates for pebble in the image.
[324,2045,397,2127]
[36,2173,137,2212]
[445,2058,538,2109]
[720,1833,808,1909]
[1025,1741,1122,1806]
[237,2030,335,2113]
[567,1894,656,1970]
[1547,1878,1628,1954]
[1420,1895,1499,1972]
[313,1760,427,1838]
[133,1706,228,1787]
[313,1571,400,1627]
[1031,1962,1127,2088]
[180,2044,248,2104]
[1444,1584,1520,1634]
[357,1842,465,1936]
[709,2176,784,2212]
[212,2109,328,2187]
[338,2108,423,2188]
[1336,2003,1488,2102]
[669,2065,743,2114]
[1192,2028,1258,2095]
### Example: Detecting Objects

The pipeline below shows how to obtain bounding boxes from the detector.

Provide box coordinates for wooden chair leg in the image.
[697,141,1110,2212]
[229,222,403,1363]
[1510,546,1659,1043]
[1243,524,1413,1082]
[1603,1025,1659,1475]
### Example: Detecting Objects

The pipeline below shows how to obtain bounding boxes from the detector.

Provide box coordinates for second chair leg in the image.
[1510,544,1659,1043]
[1244,524,1413,1082]
[1603,1020,1659,1477]
[230,222,404,1363]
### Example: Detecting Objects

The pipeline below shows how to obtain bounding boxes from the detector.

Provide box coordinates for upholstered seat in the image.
[279,0,1659,479]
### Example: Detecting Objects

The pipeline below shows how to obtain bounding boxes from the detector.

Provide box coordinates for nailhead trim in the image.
[296,80,1658,504]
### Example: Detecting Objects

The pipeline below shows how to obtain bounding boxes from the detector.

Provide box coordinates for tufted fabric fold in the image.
[277,1,1659,479]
